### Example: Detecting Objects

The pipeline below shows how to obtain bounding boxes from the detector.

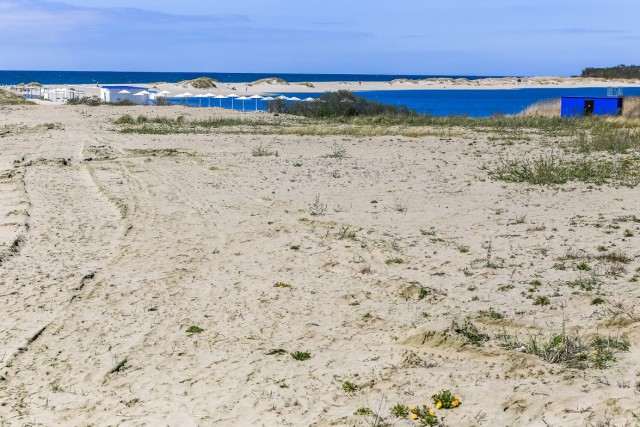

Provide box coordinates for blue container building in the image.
[561,96,623,118]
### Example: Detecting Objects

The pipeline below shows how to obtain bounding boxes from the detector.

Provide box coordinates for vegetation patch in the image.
[453,319,489,346]
[490,154,640,187]
[177,77,218,89]
[0,89,34,105]
[501,329,630,369]
[291,351,311,361]
[249,77,289,86]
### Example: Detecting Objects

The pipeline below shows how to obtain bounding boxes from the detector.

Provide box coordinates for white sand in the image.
[0,104,638,426]
[49,76,640,100]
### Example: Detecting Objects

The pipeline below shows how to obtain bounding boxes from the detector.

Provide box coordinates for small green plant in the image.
[324,142,348,159]
[591,297,605,305]
[418,286,430,300]
[565,276,600,291]
[534,295,550,306]
[597,250,631,264]
[309,194,327,216]
[291,351,311,361]
[385,257,404,265]
[478,308,504,320]
[251,143,278,157]
[114,114,136,125]
[576,262,591,271]
[186,325,204,334]
[453,319,489,346]
[498,283,514,292]
[290,245,300,251]
[432,390,461,410]
[624,229,634,237]
[273,281,292,288]
[354,407,373,416]
[50,380,62,392]
[503,327,630,369]
[457,245,470,253]
[590,335,630,369]
[265,348,287,355]
[341,381,358,393]
[390,403,409,419]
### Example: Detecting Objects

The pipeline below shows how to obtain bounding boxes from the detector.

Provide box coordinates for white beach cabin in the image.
[100,85,150,104]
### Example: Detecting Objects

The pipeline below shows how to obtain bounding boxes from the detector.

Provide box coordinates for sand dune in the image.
[0,105,639,426]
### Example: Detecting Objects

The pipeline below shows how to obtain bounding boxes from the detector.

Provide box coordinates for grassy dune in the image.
[0,89,34,105]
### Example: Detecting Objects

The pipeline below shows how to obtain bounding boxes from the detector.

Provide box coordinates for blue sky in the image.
[0,0,638,75]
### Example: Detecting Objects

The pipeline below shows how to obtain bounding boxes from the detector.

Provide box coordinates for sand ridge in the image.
[31,76,640,100]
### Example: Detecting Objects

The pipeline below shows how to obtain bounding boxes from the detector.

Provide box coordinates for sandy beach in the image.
[32,76,640,100]
[0,102,639,426]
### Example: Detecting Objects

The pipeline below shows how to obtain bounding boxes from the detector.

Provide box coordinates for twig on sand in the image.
[107,357,128,375]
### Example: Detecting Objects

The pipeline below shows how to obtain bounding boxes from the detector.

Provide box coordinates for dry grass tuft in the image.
[249,77,289,86]
[622,96,640,118]
[518,99,561,117]
[0,89,34,105]
[177,77,217,89]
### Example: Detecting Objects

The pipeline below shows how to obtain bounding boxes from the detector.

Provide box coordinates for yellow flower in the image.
[436,401,442,409]
[408,405,415,411]
[427,405,432,409]
[452,400,459,407]
[429,410,435,416]
[453,396,459,400]
[279,285,285,288]
[411,413,418,420]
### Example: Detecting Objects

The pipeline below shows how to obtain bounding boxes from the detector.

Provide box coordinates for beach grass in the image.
[490,154,640,186]
[0,89,34,105]
[177,77,218,89]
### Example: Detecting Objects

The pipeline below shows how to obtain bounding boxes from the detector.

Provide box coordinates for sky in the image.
[0,0,638,76]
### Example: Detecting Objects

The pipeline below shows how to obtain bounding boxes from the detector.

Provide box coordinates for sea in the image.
[3,70,639,117]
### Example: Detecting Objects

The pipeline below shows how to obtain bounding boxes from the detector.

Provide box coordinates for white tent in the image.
[194,93,207,107]
[213,94,227,107]
[204,93,215,107]
[236,96,250,112]
[249,94,264,111]
[227,93,239,109]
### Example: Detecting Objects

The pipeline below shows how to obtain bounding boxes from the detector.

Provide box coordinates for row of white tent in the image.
[112,88,319,110]
[157,91,317,111]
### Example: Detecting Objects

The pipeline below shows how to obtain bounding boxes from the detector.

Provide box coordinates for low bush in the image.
[66,96,102,106]
[267,90,416,118]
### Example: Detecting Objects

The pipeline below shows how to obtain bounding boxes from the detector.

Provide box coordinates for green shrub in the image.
[270,90,416,118]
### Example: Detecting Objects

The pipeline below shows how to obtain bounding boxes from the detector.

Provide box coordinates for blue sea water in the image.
[3,70,639,117]
[0,70,495,86]
[178,87,640,117]
[351,87,640,117]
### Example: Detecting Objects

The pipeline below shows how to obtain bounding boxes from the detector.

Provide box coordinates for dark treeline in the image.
[266,90,418,118]
[581,65,640,79]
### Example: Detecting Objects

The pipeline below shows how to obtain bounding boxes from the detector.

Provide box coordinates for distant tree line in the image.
[581,65,640,79]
